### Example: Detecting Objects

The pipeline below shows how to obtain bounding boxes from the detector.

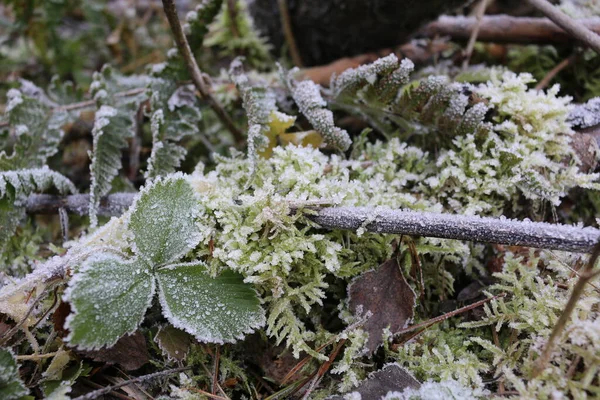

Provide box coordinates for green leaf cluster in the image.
[64,175,264,349]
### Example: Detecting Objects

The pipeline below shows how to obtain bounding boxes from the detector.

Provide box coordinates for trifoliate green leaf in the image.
[64,253,155,350]
[156,261,265,343]
[128,175,202,266]
[0,348,28,400]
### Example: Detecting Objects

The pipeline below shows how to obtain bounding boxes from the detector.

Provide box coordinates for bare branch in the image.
[306,206,600,253]
[71,366,191,400]
[277,0,304,67]
[525,0,600,55]
[421,15,600,46]
[161,0,244,142]
[26,193,135,217]
[24,194,600,253]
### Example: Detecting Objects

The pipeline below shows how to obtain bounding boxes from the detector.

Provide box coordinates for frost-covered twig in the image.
[26,193,135,217]
[71,366,191,400]
[526,0,600,55]
[161,0,244,142]
[24,194,600,253]
[421,15,600,45]
[307,207,600,253]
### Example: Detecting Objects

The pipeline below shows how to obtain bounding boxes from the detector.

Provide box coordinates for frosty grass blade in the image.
[128,175,202,266]
[156,261,265,343]
[64,253,155,350]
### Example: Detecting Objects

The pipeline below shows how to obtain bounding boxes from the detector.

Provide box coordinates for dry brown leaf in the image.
[154,324,192,361]
[348,258,416,354]
[81,331,149,371]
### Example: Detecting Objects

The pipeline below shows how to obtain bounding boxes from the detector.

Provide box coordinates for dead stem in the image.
[161,0,244,142]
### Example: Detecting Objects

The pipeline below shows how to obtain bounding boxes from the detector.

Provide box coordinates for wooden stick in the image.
[24,193,600,253]
[421,15,600,45]
[526,0,600,55]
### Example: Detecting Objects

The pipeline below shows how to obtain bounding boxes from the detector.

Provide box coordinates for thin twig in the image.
[395,293,506,336]
[71,366,191,400]
[0,288,50,346]
[186,387,229,400]
[161,0,244,142]
[15,351,59,361]
[212,345,220,395]
[534,53,576,91]
[226,0,241,38]
[462,0,490,69]
[24,194,600,253]
[277,0,303,67]
[532,240,600,377]
[80,378,135,400]
[301,339,346,400]
[525,0,600,55]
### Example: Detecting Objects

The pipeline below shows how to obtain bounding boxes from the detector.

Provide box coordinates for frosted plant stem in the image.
[532,241,600,378]
[24,194,600,253]
[71,366,191,400]
[307,206,600,253]
[526,0,600,55]
[161,0,244,142]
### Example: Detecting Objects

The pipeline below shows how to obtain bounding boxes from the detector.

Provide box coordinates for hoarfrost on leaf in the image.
[128,175,202,266]
[0,349,29,400]
[156,261,265,343]
[64,253,155,350]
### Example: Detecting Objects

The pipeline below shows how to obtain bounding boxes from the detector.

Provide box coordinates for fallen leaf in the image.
[326,363,420,399]
[154,324,192,361]
[348,258,416,353]
[80,331,149,371]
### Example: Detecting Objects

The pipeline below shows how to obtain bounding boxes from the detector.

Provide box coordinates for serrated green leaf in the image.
[145,84,202,179]
[0,88,66,171]
[0,168,75,251]
[88,105,135,227]
[156,261,265,343]
[128,176,202,266]
[64,253,155,350]
[0,348,28,400]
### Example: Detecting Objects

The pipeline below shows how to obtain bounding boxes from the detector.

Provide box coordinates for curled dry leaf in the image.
[348,258,416,354]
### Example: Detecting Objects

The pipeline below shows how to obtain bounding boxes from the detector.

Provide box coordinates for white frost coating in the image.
[88,105,133,228]
[0,167,76,199]
[5,89,23,112]
[309,206,600,253]
[288,72,352,151]
[381,379,488,400]
[569,97,600,129]
[63,253,156,350]
[332,53,401,100]
[156,261,266,344]
[126,173,204,265]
